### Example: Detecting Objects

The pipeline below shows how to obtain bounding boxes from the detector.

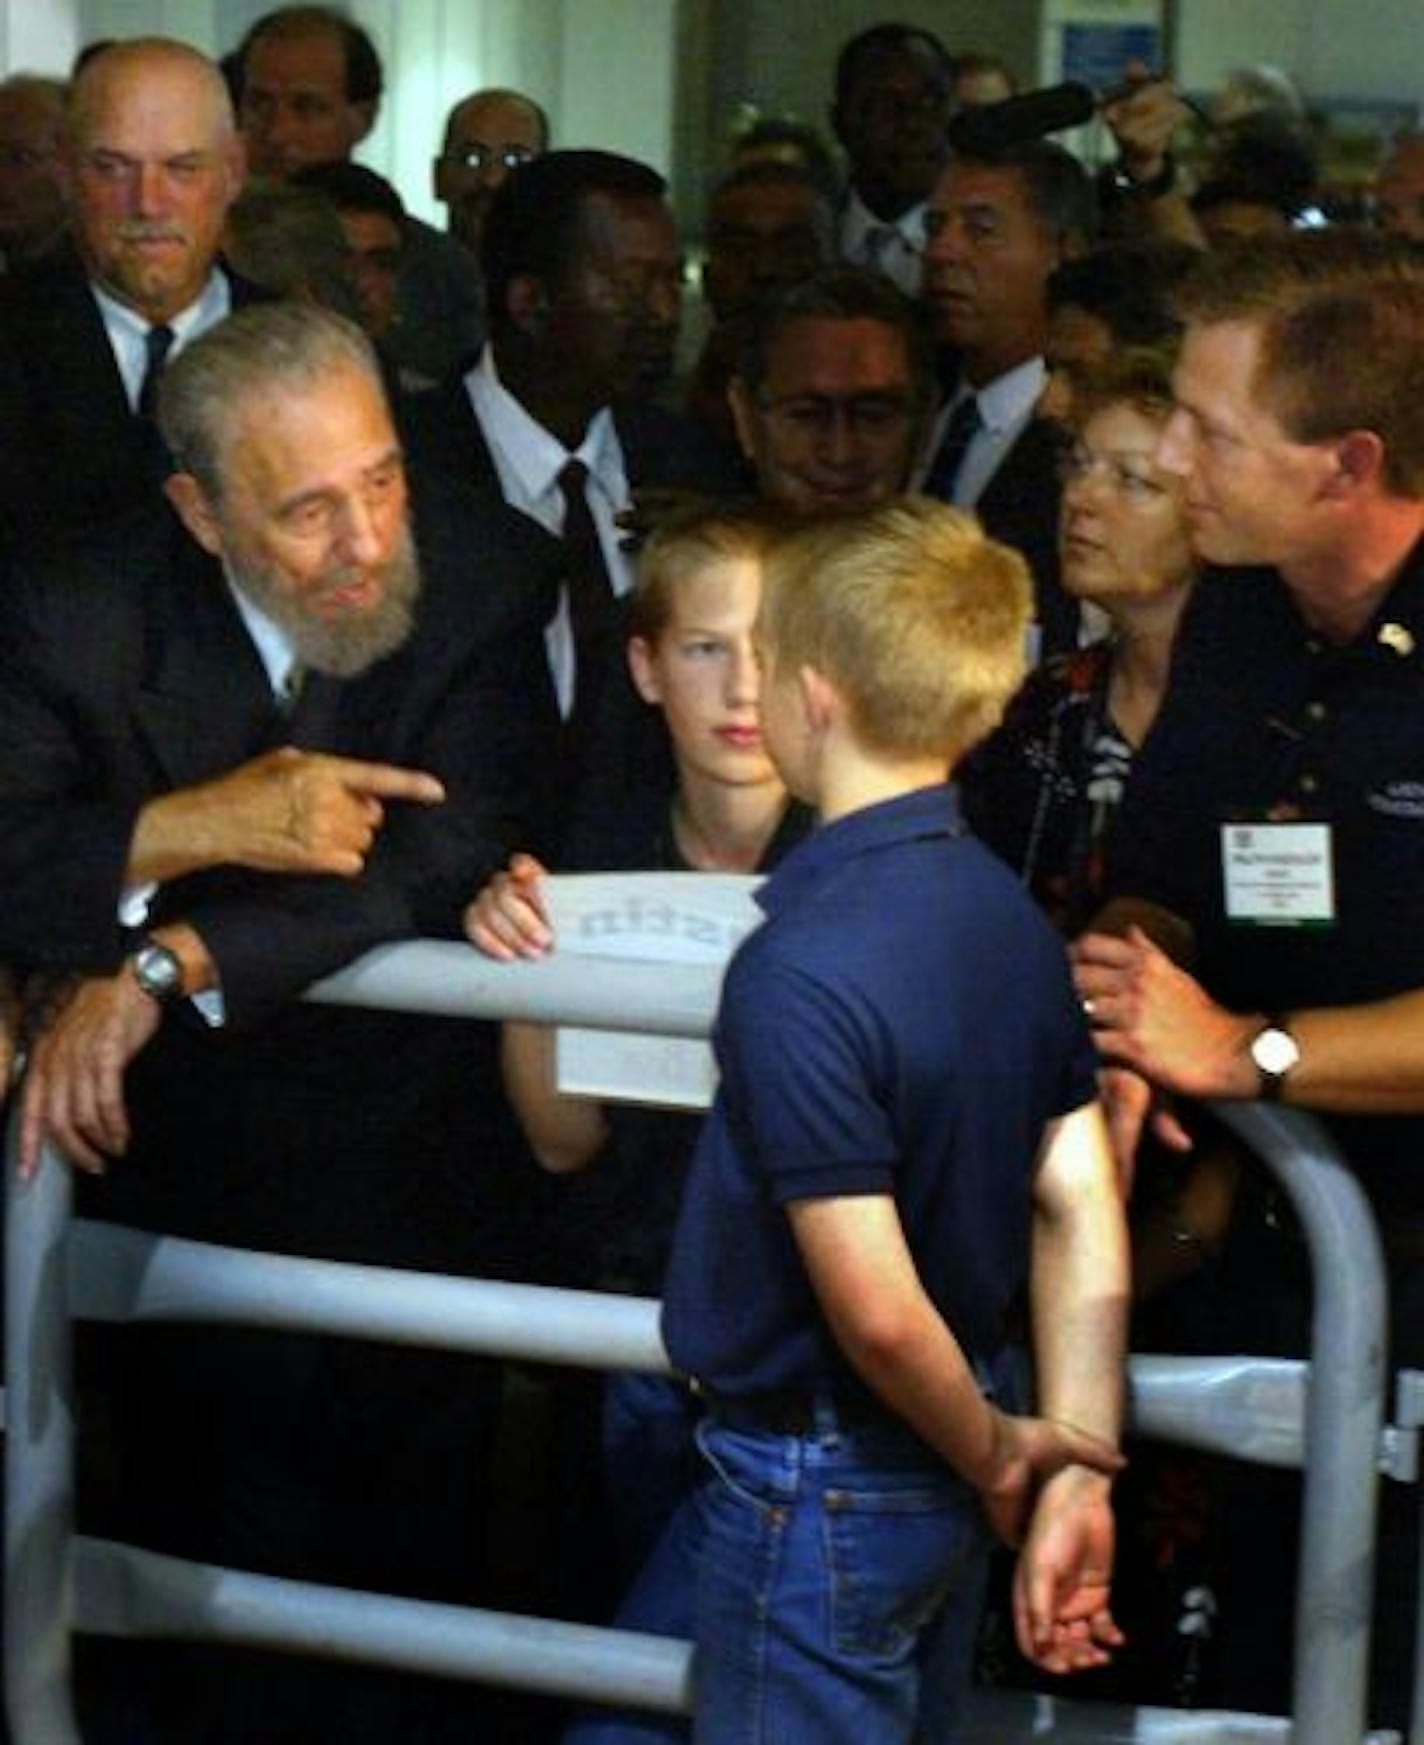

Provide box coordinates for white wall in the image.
[560,0,678,169]
[704,0,1042,168]
[1173,0,1424,103]
[50,0,677,223]
[1,0,82,73]
[16,1,1422,220]
[352,0,566,223]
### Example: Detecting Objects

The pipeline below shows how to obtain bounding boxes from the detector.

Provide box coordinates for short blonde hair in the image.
[629,499,788,643]
[759,496,1030,763]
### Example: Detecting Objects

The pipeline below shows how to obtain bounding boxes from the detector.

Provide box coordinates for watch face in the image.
[1253,1027,1300,1076]
[134,944,183,1002]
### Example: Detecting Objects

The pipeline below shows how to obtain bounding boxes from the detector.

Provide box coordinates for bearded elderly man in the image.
[0,301,560,1742]
[0,37,255,550]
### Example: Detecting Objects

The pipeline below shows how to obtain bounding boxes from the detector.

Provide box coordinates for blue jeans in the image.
[602,1372,703,1581]
[566,1403,992,1745]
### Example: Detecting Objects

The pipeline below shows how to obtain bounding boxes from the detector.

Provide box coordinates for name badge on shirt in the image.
[1221,822,1335,927]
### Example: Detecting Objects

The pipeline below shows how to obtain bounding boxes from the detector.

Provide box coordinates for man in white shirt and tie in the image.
[0,37,249,546]
[402,149,738,730]
[831,24,954,298]
[920,138,1097,655]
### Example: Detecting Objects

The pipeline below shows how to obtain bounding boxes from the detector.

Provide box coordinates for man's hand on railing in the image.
[463,852,555,960]
[19,970,161,1177]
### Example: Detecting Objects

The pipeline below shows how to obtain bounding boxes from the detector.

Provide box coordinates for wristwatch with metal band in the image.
[130,939,185,1006]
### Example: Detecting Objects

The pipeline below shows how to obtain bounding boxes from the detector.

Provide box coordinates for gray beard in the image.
[227,525,422,679]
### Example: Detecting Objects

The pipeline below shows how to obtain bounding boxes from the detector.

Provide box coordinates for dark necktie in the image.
[864,224,900,274]
[137,323,176,476]
[923,393,983,502]
[276,663,305,718]
[138,323,175,422]
[557,458,618,713]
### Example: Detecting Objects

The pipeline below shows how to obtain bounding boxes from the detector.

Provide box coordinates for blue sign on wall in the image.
[1062,23,1163,93]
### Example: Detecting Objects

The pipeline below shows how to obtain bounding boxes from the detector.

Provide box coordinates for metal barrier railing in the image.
[2,940,1411,1744]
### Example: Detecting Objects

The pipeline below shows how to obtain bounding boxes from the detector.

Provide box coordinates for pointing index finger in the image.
[332,760,446,806]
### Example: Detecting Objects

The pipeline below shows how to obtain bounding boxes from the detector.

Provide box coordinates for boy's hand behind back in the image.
[977,1405,1124,1547]
[1014,1465,1123,1673]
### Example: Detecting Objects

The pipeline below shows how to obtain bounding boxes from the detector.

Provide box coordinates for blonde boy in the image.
[582,500,1129,1745]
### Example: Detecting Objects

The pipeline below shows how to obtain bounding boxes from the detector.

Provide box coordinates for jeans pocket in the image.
[695,1419,796,1517]
[824,1475,984,1662]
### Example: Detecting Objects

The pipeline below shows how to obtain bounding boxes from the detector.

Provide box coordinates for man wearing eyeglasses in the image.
[234,5,485,380]
[434,87,548,265]
[728,264,934,514]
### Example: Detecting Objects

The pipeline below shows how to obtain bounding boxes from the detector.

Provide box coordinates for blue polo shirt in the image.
[1108,548,1424,1228]
[662,783,1099,1398]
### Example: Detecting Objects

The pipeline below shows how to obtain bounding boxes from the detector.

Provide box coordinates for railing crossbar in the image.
[2,940,1408,1745]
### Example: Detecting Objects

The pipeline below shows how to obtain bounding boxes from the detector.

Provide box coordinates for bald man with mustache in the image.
[0,36,259,550]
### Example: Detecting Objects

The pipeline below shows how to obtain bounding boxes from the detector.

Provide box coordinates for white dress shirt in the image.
[838,188,927,296]
[916,356,1046,509]
[465,345,634,718]
[92,270,233,411]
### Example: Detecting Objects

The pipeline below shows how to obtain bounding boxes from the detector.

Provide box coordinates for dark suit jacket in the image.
[0,478,561,1267]
[397,373,743,838]
[974,416,1080,661]
[397,372,745,506]
[0,243,264,551]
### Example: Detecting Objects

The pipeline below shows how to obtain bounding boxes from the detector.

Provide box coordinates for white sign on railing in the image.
[544,873,763,1111]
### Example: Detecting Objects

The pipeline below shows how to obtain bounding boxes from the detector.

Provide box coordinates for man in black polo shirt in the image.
[1072,229,1424,1731]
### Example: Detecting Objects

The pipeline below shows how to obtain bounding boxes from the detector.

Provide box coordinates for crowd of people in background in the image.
[0,7,1422,1742]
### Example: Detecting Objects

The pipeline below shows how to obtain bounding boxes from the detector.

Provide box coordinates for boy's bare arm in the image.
[499,1021,609,1174]
[1031,1100,1129,1443]
[787,1194,1122,1545]
[1014,1099,1131,1670]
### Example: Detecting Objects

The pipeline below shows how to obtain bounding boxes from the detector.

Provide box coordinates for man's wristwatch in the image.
[130,939,185,1007]
[1109,152,1177,199]
[1250,1015,1300,1101]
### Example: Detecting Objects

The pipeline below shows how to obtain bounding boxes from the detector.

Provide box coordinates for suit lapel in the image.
[977,417,1060,521]
[27,253,141,463]
[134,530,279,790]
[285,671,349,752]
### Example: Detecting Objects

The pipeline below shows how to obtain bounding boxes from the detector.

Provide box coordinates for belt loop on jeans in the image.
[810,1393,842,1440]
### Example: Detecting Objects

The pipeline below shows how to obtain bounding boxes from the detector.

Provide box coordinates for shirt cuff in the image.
[190,986,226,1028]
[118,881,157,929]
